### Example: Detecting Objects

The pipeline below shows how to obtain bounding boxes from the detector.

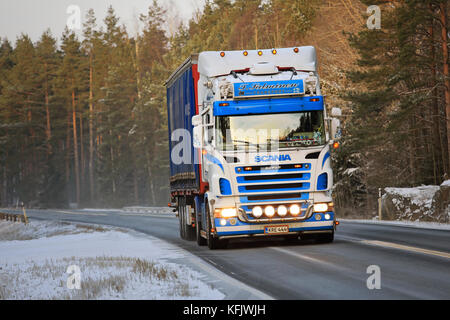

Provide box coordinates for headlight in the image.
[289,204,300,216]
[313,203,328,212]
[265,206,275,218]
[277,205,287,217]
[252,206,263,218]
[324,213,331,220]
[221,208,237,218]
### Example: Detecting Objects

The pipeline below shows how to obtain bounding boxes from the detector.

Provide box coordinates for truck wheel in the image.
[206,205,227,250]
[195,202,206,246]
[180,197,196,241]
[185,218,196,241]
[315,231,334,244]
[178,200,186,240]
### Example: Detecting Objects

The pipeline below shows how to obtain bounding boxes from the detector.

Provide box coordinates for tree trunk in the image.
[72,84,81,205]
[133,169,139,204]
[2,160,7,206]
[440,2,450,175]
[44,63,52,155]
[79,112,85,197]
[146,151,156,205]
[89,54,95,204]
[66,110,71,202]
[429,4,443,183]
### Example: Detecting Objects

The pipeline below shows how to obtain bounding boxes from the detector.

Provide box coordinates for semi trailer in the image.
[166,46,341,249]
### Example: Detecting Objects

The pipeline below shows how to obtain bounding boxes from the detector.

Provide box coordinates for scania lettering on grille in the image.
[255,154,292,162]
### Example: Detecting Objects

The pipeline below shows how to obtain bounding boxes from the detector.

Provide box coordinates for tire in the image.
[185,213,196,241]
[178,198,186,240]
[179,196,196,241]
[195,201,206,246]
[206,204,228,250]
[315,231,334,244]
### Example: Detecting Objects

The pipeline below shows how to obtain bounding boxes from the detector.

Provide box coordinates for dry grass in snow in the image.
[0,220,224,300]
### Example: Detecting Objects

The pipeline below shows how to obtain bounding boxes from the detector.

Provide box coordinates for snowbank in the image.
[381,180,450,223]
[0,220,224,300]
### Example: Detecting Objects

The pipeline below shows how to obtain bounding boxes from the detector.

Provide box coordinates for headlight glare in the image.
[252,206,263,218]
[277,205,287,217]
[221,208,237,218]
[265,206,275,218]
[313,203,328,212]
[289,204,300,216]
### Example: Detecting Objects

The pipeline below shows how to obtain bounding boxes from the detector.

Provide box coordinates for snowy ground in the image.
[0,220,224,300]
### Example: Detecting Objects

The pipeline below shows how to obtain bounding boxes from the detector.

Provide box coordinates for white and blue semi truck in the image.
[166,46,342,249]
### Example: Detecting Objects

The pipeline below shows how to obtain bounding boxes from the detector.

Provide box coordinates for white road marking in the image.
[270,247,345,271]
[54,210,107,216]
[119,213,175,218]
[360,240,450,259]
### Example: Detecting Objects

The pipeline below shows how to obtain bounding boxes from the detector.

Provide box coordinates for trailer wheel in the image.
[178,198,186,240]
[206,205,228,250]
[195,201,206,246]
[180,197,196,241]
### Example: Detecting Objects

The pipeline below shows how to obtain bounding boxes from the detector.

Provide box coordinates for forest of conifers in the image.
[0,0,448,213]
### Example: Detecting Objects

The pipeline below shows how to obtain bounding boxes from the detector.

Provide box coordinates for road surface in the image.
[3,208,449,299]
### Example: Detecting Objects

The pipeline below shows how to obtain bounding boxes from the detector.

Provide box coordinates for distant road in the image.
[4,208,450,299]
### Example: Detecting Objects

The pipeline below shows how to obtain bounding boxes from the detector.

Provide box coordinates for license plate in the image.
[264,225,289,234]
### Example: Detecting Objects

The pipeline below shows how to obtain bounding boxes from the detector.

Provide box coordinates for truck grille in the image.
[235,163,311,204]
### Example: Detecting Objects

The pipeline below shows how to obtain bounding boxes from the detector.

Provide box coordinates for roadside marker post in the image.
[378,188,382,221]
[21,202,29,225]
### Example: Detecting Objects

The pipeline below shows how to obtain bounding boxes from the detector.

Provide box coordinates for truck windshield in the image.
[216,111,325,151]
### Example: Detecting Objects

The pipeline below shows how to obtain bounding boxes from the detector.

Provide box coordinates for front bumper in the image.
[214,211,335,239]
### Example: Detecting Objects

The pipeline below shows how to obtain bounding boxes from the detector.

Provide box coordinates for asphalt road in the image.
[4,208,450,300]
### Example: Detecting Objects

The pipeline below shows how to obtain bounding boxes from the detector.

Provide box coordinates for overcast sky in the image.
[0,0,205,44]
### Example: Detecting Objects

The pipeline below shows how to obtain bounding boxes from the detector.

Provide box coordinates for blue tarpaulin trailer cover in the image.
[166,56,200,193]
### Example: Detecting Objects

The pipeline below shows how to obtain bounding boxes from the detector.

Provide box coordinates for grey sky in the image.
[0,0,205,44]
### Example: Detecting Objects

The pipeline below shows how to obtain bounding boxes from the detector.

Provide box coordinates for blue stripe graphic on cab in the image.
[238,183,310,193]
[240,193,309,203]
[317,173,328,190]
[236,173,310,183]
[219,178,232,195]
[322,152,330,168]
[205,153,224,172]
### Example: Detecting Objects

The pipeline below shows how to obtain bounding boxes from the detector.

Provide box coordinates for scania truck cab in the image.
[166,46,341,249]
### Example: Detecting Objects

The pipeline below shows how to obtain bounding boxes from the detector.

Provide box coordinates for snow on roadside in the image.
[0,220,224,300]
[384,185,439,212]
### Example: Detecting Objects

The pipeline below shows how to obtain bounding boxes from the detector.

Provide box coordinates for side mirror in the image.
[331,118,341,140]
[193,126,202,149]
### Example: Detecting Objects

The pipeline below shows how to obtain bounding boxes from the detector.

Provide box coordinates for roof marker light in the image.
[272,49,277,55]
[243,51,248,56]
[220,52,225,57]
[258,50,263,56]
[293,47,299,53]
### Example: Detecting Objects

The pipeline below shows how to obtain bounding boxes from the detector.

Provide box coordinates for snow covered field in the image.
[0,220,224,300]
